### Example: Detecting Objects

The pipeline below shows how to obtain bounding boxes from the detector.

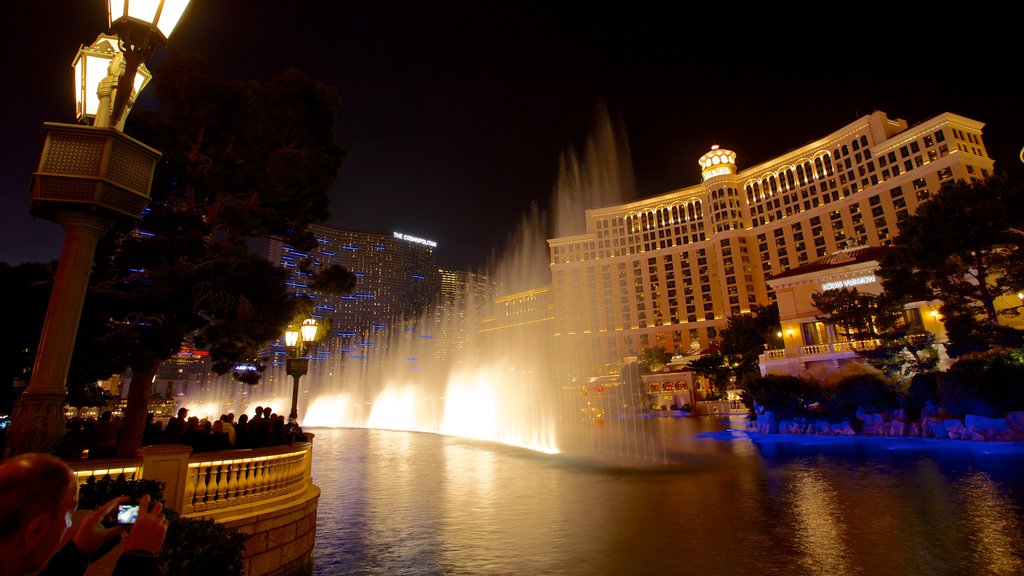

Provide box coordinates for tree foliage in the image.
[812,287,937,381]
[719,303,780,378]
[877,174,1024,356]
[69,50,351,457]
[636,346,670,373]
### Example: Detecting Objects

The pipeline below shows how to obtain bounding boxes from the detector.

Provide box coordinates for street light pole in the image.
[6,0,190,456]
[285,319,319,424]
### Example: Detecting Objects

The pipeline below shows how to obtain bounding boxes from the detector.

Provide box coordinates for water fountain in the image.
[184,102,661,458]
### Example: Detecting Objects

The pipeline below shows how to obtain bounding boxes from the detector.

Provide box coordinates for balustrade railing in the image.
[181,444,310,514]
[68,439,313,518]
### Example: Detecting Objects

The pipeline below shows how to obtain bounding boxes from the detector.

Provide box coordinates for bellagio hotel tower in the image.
[548,110,994,372]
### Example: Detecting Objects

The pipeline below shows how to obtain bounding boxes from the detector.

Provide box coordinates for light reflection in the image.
[787,468,852,574]
[957,472,1024,574]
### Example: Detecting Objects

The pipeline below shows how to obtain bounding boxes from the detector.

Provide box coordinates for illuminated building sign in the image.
[821,275,876,291]
[393,232,437,248]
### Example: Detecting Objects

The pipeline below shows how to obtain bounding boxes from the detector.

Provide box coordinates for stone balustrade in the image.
[68,436,319,575]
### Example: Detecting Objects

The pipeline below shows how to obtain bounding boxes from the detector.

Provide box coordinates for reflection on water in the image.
[310,418,1024,575]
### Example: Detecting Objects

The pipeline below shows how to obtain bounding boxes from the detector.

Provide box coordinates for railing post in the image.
[138,444,193,513]
[303,433,315,484]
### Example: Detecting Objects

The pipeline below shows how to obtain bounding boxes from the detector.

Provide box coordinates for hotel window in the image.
[924,135,934,147]
[937,167,953,181]
[934,130,945,143]
[911,141,920,153]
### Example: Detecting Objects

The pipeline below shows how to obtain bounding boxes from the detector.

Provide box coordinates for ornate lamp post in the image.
[6,0,190,456]
[285,319,319,425]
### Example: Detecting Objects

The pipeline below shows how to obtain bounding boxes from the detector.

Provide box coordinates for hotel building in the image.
[268,226,441,363]
[548,110,995,374]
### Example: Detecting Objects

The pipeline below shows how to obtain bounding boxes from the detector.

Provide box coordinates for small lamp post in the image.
[285,318,319,424]
[6,0,190,456]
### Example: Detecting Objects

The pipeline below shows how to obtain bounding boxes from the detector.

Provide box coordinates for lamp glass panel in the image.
[301,321,318,342]
[84,53,112,117]
[108,0,127,23]
[285,330,299,347]
[126,0,161,25]
[73,57,85,118]
[133,64,152,95]
[155,0,190,39]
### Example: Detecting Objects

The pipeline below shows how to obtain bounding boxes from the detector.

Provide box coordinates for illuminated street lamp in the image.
[73,33,152,129]
[6,0,190,456]
[285,318,319,424]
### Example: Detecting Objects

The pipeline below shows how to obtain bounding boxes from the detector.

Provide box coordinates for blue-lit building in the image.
[268,226,442,359]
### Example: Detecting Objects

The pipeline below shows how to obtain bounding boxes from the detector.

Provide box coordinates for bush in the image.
[158,510,248,576]
[820,373,901,431]
[938,348,1024,417]
[904,370,940,420]
[824,373,902,420]
[78,474,165,510]
[741,374,823,420]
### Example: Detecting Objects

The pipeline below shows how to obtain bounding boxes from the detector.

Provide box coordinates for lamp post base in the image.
[5,391,67,456]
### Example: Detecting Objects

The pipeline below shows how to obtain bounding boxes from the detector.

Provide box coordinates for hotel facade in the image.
[548,110,995,374]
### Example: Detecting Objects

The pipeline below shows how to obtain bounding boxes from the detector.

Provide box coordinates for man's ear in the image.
[23,513,50,546]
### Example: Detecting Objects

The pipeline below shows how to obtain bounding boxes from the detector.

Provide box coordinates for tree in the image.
[636,346,670,373]
[812,287,937,382]
[68,50,351,457]
[812,288,879,340]
[719,303,780,378]
[877,174,1024,356]
[688,353,731,396]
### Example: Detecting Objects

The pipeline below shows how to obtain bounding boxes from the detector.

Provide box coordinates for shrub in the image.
[158,510,248,576]
[741,374,823,420]
[822,373,902,430]
[78,474,165,510]
[904,370,940,420]
[938,348,1024,417]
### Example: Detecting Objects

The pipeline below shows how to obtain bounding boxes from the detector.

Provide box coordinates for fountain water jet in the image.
[184,102,656,459]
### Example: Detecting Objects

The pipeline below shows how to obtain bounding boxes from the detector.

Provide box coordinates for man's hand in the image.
[123,494,168,555]
[72,496,128,557]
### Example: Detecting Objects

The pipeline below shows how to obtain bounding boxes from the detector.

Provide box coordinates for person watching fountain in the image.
[0,453,168,576]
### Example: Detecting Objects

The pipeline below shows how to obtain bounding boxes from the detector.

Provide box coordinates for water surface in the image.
[310,417,1024,575]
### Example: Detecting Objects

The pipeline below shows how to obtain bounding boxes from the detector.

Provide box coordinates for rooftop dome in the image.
[698,145,737,181]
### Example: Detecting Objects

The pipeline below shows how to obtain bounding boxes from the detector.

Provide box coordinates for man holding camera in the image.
[0,453,168,576]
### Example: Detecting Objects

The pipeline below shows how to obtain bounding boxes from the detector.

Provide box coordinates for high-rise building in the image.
[548,110,995,373]
[268,226,442,358]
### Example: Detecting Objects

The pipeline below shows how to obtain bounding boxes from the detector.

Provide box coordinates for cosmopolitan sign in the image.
[821,274,876,291]
[393,232,437,248]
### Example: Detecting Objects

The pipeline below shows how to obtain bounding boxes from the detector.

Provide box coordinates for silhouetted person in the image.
[89,411,120,460]
[142,412,163,446]
[162,407,188,444]
[234,414,251,449]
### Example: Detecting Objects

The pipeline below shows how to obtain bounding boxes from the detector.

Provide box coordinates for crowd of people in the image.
[54,405,306,462]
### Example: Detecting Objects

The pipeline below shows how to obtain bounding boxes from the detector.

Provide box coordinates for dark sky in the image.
[4,2,1022,270]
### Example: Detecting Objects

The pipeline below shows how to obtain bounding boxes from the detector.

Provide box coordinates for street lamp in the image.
[73,33,152,129]
[6,0,190,456]
[285,318,319,424]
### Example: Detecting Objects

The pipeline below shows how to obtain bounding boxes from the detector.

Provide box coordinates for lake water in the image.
[308,416,1024,575]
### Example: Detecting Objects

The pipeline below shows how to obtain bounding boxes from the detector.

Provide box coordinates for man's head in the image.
[177,407,188,418]
[254,406,263,417]
[0,454,79,575]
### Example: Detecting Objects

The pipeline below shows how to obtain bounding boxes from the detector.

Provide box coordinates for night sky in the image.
[4,2,1021,271]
